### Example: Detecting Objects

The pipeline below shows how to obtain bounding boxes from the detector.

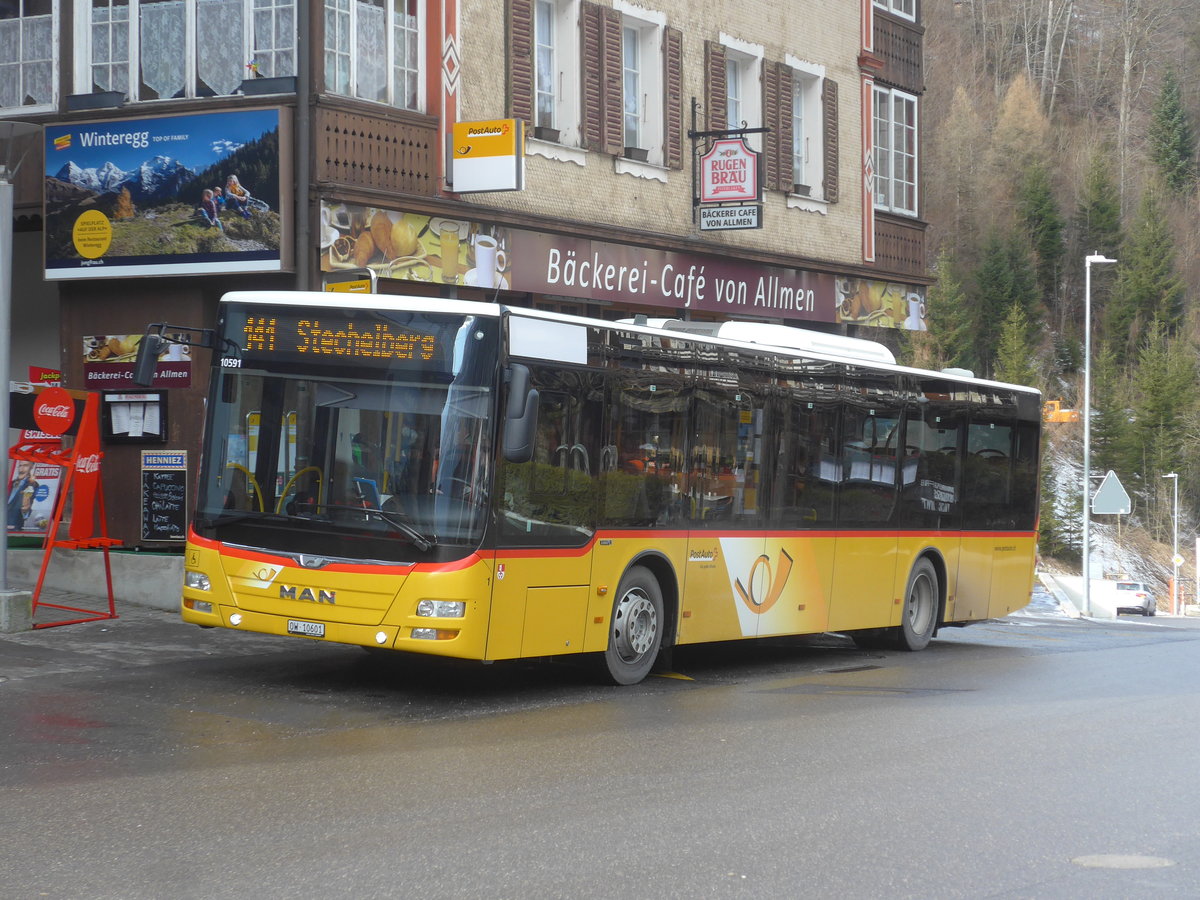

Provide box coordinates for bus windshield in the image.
[193,305,500,563]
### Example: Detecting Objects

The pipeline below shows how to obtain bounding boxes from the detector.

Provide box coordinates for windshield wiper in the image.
[203,505,436,552]
[201,510,290,528]
[316,503,436,552]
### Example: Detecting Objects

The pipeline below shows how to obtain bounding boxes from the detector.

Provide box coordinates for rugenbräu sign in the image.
[699,138,761,204]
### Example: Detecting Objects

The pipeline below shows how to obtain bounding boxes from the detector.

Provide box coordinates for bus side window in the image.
[965,417,1014,529]
[688,360,766,527]
[837,365,909,526]
[602,373,687,527]
[770,395,836,528]
[1011,418,1039,530]
[498,369,600,545]
[897,379,965,530]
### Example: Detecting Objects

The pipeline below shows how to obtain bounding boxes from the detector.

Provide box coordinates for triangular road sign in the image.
[1092,470,1131,515]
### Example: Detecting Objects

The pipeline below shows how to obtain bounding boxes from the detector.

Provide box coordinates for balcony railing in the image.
[873,14,923,92]
[314,102,438,197]
[875,213,927,279]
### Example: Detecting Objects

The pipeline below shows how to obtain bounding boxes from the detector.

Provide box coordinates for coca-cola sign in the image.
[75,453,101,474]
[33,387,77,435]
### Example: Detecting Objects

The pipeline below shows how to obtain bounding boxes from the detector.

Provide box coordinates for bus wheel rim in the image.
[615,590,657,660]
[907,571,935,634]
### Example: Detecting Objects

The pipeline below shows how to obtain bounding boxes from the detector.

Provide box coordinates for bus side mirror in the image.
[132,333,167,386]
[502,364,539,463]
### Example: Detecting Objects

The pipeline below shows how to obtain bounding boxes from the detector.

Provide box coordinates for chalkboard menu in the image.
[141,450,187,541]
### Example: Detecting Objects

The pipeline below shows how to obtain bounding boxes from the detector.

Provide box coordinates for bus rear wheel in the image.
[897,558,938,651]
[602,566,663,685]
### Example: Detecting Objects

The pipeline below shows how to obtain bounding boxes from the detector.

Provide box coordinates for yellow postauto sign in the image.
[451,119,524,193]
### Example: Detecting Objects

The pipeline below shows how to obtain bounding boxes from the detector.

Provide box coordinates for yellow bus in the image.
[157,291,1041,684]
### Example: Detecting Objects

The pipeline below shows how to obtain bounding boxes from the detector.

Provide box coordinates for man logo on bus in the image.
[279,585,337,604]
[733,549,793,614]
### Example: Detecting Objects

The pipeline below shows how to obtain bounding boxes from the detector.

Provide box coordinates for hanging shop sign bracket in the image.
[688,98,768,224]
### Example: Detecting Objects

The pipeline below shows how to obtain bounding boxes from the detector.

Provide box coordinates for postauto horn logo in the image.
[734,549,794,615]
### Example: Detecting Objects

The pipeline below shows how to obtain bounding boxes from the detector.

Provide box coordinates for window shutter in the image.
[763,60,780,189]
[704,41,726,133]
[664,26,683,169]
[777,67,794,192]
[581,2,602,150]
[822,77,839,203]
[762,61,793,192]
[508,0,534,125]
[600,6,623,155]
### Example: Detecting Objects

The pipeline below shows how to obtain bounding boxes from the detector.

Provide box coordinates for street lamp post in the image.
[1163,472,1179,615]
[1082,253,1117,617]
[0,121,40,633]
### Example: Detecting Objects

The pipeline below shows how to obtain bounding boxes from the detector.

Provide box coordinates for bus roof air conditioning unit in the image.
[714,322,896,365]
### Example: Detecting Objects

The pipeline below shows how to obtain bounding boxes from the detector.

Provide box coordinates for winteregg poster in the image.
[44,109,284,279]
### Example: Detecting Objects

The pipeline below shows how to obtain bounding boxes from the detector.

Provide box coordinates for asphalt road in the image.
[2,591,1199,898]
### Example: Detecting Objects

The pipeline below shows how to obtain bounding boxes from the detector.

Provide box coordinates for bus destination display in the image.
[237,312,440,364]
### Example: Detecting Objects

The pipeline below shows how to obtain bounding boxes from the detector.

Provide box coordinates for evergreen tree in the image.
[1054,482,1083,560]
[1038,451,1069,560]
[1148,69,1197,194]
[1074,149,1122,261]
[922,247,974,371]
[1118,320,1195,480]
[1072,150,1123,325]
[1017,163,1064,306]
[1089,343,1128,476]
[994,302,1039,387]
[970,231,1039,377]
[1106,187,1185,363]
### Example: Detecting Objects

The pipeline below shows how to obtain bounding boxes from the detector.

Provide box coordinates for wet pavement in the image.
[4,583,1200,897]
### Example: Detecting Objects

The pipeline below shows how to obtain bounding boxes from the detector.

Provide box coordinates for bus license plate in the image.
[287,619,325,638]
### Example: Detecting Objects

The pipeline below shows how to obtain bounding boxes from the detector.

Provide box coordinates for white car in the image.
[1114,581,1156,616]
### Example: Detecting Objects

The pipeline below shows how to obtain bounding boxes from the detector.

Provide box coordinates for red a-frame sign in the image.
[9,387,120,628]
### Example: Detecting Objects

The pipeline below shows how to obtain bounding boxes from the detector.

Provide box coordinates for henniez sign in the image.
[699,138,761,204]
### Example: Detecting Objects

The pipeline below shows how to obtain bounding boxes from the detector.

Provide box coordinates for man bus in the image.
[139,291,1040,684]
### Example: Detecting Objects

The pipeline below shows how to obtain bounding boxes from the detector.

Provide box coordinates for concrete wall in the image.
[8,548,183,612]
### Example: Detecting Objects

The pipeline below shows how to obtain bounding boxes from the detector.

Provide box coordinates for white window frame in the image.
[323,0,425,111]
[72,0,296,102]
[719,33,762,152]
[621,24,640,149]
[873,0,915,22]
[787,55,824,201]
[1,0,58,114]
[252,0,296,79]
[86,0,127,95]
[390,0,421,110]
[615,1,663,166]
[530,0,579,146]
[873,84,918,216]
[534,0,557,131]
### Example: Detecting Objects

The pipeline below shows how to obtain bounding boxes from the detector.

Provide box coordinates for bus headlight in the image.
[185,570,211,591]
[416,600,465,618]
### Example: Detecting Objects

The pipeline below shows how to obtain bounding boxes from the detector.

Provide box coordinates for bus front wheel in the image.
[898,558,938,651]
[602,566,663,685]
